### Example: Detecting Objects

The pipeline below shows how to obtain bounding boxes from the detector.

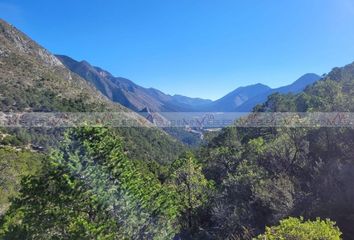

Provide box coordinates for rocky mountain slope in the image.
[0,18,184,164]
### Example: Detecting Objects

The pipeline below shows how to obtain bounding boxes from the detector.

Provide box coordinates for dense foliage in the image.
[168,152,214,236]
[187,63,354,239]
[0,147,44,215]
[0,126,182,239]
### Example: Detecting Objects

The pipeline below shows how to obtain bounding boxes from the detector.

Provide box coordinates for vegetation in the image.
[163,127,203,147]
[3,63,354,238]
[184,62,354,239]
[256,217,342,240]
[1,18,354,240]
[0,126,182,239]
[0,147,44,214]
[168,152,214,235]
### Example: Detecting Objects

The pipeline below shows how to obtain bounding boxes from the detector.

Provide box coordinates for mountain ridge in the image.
[56,54,212,112]
[236,73,321,112]
[57,54,320,113]
[207,83,272,111]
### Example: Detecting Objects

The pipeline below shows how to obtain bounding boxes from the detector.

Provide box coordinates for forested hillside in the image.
[192,62,354,239]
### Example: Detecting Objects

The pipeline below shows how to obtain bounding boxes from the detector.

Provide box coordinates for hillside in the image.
[0,19,184,164]
[196,61,354,239]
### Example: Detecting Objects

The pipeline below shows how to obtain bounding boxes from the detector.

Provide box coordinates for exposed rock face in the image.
[0,19,63,67]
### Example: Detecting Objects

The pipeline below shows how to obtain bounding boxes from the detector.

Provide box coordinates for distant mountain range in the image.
[233,73,321,112]
[56,55,212,112]
[57,55,321,113]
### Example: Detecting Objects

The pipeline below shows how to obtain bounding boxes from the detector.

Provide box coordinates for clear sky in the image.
[1,0,354,100]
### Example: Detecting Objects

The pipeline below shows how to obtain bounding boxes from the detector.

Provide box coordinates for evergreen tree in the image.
[0,126,180,239]
[168,152,213,232]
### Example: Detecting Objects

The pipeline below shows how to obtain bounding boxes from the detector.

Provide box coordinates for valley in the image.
[0,10,352,240]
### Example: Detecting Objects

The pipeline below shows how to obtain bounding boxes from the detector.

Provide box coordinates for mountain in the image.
[0,18,184,164]
[206,83,272,111]
[198,73,320,112]
[275,73,321,93]
[0,20,125,112]
[171,94,212,107]
[56,55,212,112]
[235,73,321,112]
[57,55,320,114]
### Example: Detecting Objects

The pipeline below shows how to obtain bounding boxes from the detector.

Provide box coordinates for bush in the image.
[256,217,342,240]
[0,135,22,146]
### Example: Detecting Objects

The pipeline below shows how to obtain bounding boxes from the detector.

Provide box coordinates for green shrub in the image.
[256,217,342,240]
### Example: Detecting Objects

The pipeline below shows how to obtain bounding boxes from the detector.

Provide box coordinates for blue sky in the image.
[1,0,354,100]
